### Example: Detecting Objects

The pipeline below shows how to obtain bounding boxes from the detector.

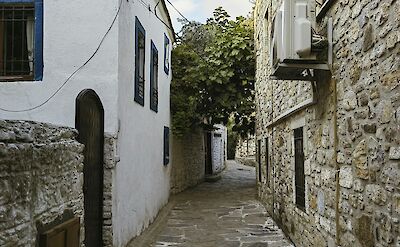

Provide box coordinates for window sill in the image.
[0,75,34,82]
[316,0,336,21]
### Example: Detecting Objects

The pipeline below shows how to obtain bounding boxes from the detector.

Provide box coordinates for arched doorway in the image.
[75,89,104,247]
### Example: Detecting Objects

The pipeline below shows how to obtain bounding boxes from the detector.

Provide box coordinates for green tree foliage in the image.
[171,7,255,137]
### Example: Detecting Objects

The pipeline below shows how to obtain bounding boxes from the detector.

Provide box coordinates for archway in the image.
[75,89,104,247]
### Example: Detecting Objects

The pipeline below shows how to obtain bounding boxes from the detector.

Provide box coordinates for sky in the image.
[165,0,254,32]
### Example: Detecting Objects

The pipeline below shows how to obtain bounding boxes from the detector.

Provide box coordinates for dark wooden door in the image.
[76,89,104,247]
[39,218,80,247]
[204,132,213,175]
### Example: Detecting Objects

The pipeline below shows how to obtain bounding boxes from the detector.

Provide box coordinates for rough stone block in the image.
[363,124,377,133]
[363,24,375,51]
[339,166,353,189]
[389,147,400,160]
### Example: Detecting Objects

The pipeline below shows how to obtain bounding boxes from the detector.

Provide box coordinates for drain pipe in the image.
[333,77,340,246]
[271,81,275,218]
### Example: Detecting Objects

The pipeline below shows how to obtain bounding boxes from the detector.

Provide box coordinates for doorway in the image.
[75,89,104,247]
[204,132,213,175]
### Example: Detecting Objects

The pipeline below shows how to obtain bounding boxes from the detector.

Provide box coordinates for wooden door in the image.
[39,217,80,247]
[204,132,213,175]
[75,89,104,247]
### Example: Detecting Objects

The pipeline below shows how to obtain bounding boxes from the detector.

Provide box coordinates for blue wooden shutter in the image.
[163,34,169,75]
[134,17,145,105]
[34,0,43,80]
[164,127,170,165]
[150,41,158,112]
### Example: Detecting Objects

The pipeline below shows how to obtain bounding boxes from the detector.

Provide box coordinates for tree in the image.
[171,7,255,137]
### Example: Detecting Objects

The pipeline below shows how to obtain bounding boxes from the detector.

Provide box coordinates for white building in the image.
[211,124,228,174]
[0,0,174,246]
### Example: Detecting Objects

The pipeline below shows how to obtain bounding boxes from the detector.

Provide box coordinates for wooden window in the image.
[163,33,170,75]
[163,126,170,165]
[257,139,262,182]
[150,40,158,112]
[0,0,43,81]
[265,137,269,183]
[135,17,145,105]
[294,127,305,210]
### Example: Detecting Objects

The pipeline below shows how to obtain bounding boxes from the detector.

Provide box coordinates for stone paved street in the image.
[129,161,293,247]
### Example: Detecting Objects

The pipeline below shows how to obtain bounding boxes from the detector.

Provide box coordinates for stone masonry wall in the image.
[103,134,117,247]
[255,0,400,246]
[0,120,85,246]
[170,130,205,194]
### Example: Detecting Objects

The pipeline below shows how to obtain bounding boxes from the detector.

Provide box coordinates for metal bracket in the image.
[269,17,333,81]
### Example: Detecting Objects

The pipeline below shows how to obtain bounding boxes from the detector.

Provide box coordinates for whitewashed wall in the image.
[115,0,173,246]
[0,0,120,133]
[0,0,174,246]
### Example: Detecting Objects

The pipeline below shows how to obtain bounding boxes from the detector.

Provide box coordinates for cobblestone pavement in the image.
[130,161,293,247]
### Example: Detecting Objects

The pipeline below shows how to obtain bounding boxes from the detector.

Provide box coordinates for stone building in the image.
[0,0,175,246]
[254,0,399,247]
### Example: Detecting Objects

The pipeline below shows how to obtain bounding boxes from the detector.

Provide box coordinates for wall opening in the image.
[294,127,305,210]
[75,89,104,247]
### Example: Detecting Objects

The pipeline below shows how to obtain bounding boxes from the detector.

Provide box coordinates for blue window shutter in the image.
[164,127,170,166]
[134,17,145,105]
[34,0,43,81]
[163,34,169,75]
[150,41,158,112]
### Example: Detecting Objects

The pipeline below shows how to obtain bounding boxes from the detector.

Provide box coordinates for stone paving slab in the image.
[129,161,293,247]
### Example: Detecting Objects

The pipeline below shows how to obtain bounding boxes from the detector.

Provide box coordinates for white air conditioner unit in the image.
[270,0,332,80]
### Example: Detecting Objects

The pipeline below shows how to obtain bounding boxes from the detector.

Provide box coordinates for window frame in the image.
[134,17,145,106]
[294,127,305,211]
[0,0,43,81]
[150,40,158,112]
[163,33,170,75]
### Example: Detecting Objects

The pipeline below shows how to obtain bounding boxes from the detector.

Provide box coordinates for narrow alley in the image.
[130,161,293,247]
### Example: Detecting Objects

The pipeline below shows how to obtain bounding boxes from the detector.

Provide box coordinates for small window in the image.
[265,137,269,183]
[150,40,158,112]
[294,127,305,210]
[135,17,145,105]
[257,139,262,182]
[0,0,43,81]
[163,126,170,166]
[163,34,170,75]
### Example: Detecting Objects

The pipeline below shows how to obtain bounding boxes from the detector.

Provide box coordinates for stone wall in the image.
[0,120,84,246]
[170,130,205,194]
[254,0,400,246]
[103,134,117,247]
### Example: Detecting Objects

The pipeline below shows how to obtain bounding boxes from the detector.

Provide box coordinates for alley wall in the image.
[254,0,400,246]
[170,130,205,194]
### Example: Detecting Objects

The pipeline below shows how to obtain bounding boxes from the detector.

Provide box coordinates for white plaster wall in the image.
[114,0,173,246]
[0,0,120,133]
[212,124,227,174]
